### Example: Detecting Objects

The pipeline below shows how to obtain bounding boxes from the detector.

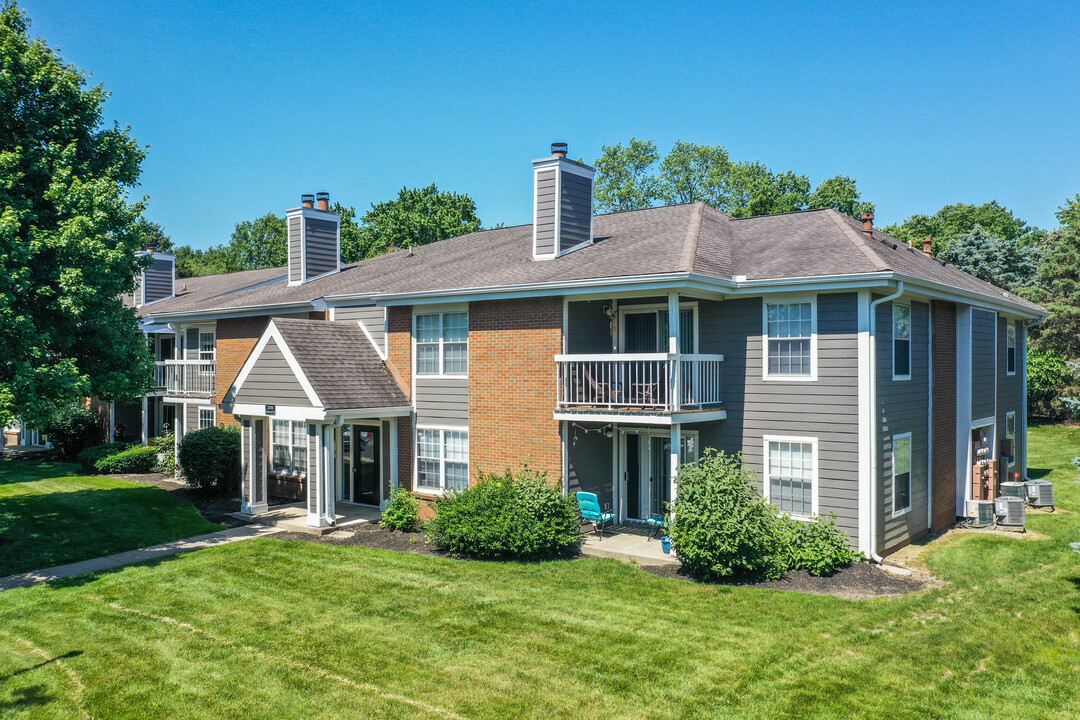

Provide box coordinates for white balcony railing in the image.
[556,353,724,412]
[155,360,216,396]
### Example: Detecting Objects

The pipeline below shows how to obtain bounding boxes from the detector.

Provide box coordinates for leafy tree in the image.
[1056,193,1080,231]
[883,201,1044,255]
[0,4,154,423]
[174,245,234,278]
[354,184,481,257]
[1025,346,1074,419]
[723,163,812,218]
[593,138,661,213]
[808,175,875,217]
[334,201,365,264]
[657,141,730,206]
[227,212,287,270]
[937,226,1039,291]
[1023,225,1080,358]
[134,219,173,253]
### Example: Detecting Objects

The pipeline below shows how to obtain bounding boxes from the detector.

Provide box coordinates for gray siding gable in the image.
[971,309,997,419]
[233,337,313,406]
[334,304,386,354]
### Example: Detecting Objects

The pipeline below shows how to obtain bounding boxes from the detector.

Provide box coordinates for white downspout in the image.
[867,281,904,563]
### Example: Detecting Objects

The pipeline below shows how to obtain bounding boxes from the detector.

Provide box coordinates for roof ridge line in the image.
[680,202,705,273]
[826,209,890,272]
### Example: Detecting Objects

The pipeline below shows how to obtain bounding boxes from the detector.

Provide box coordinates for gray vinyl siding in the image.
[559,172,592,252]
[304,218,338,279]
[381,420,392,501]
[184,328,199,360]
[566,423,614,510]
[997,317,1024,478]
[695,293,861,542]
[234,337,311,405]
[185,404,202,437]
[288,215,302,284]
[534,168,556,256]
[307,425,318,514]
[876,300,930,552]
[143,259,173,303]
[335,304,386,353]
[415,377,468,426]
[971,309,997,420]
[566,300,612,353]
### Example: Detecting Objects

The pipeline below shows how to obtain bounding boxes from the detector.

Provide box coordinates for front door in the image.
[340,424,380,505]
[621,431,698,521]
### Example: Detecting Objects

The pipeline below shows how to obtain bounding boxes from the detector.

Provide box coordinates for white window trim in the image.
[761,296,818,382]
[762,434,819,519]
[413,310,469,378]
[892,302,912,381]
[1006,321,1017,376]
[198,407,216,429]
[1006,411,1017,468]
[270,419,307,478]
[891,431,913,518]
[414,425,469,495]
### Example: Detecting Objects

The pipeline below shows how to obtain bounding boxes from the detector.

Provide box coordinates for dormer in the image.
[532,142,595,260]
[134,250,175,307]
[286,192,341,286]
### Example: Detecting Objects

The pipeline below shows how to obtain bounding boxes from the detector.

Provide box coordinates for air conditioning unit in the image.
[995,495,1026,527]
[999,481,1027,499]
[966,500,995,525]
[1025,479,1055,510]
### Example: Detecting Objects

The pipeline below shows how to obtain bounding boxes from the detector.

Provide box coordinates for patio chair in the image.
[576,491,615,539]
[644,513,666,541]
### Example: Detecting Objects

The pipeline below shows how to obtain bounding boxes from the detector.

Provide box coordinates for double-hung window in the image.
[1006,322,1016,375]
[199,331,215,361]
[198,408,216,429]
[416,428,469,492]
[765,437,816,517]
[271,420,307,477]
[765,301,814,379]
[416,312,468,375]
[1006,412,1016,467]
[892,432,912,516]
[893,304,911,379]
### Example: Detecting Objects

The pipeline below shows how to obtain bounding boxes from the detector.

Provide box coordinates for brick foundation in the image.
[931,300,958,531]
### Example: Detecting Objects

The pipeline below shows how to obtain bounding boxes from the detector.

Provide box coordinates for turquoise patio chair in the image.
[644,513,666,541]
[576,491,615,539]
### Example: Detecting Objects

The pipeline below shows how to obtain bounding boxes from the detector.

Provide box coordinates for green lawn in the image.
[0,460,220,576]
[1,426,1079,719]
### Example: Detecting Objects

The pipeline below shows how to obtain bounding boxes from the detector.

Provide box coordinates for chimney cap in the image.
[551,142,568,158]
[860,212,875,222]
[301,193,315,208]
[316,191,330,211]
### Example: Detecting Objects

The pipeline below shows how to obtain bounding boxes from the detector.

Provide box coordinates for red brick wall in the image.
[931,300,958,531]
[387,306,413,397]
[469,296,563,480]
[215,316,272,427]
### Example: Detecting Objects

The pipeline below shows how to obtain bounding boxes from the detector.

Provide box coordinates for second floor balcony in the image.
[154,360,216,397]
[555,353,725,419]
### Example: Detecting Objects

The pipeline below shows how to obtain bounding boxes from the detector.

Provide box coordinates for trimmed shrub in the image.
[177,425,241,494]
[381,486,421,532]
[77,442,136,473]
[94,445,158,474]
[44,404,101,459]
[424,467,579,560]
[150,424,177,473]
[668,449,788,580]
[781,514,864,577]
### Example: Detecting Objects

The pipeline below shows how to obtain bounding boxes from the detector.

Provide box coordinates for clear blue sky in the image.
[21,0,1080,249]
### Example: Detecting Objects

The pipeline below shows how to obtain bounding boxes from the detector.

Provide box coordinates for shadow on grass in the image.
[0,459,80,486]
[0,684,54,711]
[1028,467,1053,479]
[0,650,83,681]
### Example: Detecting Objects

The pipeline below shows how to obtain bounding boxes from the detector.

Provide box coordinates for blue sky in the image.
[21,0,1080,249]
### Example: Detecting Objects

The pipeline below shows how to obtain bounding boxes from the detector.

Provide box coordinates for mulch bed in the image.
[276,524,447,558]
[110,472,255,529]
[642,560,925,599]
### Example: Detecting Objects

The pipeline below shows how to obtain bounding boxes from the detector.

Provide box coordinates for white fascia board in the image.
[553,409,726,425]
[889,274,1045,320]
[321,406,413,419]
[145,301,318,324]
[228,403,324,421]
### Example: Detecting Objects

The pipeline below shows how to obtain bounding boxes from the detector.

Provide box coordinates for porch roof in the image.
[273,319,408,412]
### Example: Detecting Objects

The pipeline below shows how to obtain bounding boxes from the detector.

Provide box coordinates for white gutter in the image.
[145,301,319,323]
[867,281,904,563]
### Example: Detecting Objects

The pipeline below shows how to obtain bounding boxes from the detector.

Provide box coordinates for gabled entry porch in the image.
[220,318,411,529]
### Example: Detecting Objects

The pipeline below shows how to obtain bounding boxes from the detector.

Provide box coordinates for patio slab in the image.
[580,525,680,567]
[231,502,382,535]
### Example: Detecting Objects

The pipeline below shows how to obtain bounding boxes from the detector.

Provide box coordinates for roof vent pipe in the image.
[316,192,330,211]
[301,194,315,208]
[922,237,933,256]
[860,213,874,239]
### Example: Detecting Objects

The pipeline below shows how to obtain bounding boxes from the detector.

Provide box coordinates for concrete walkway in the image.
[0,523,282,592]
[579,525,680,567]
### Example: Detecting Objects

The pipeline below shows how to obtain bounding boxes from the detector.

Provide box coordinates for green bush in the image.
[151,424,176,473]
[77,442,136,473]
[779,514,864,577]
[94,445,158,474]
[381,486,421,532]
[44,404,101,459]
[424,467,579,560]
[668,449,788,580]
[177,425,241,494]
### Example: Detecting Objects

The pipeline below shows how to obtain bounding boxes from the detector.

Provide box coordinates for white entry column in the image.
[306,422,336,528]
[669,422,681,510]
